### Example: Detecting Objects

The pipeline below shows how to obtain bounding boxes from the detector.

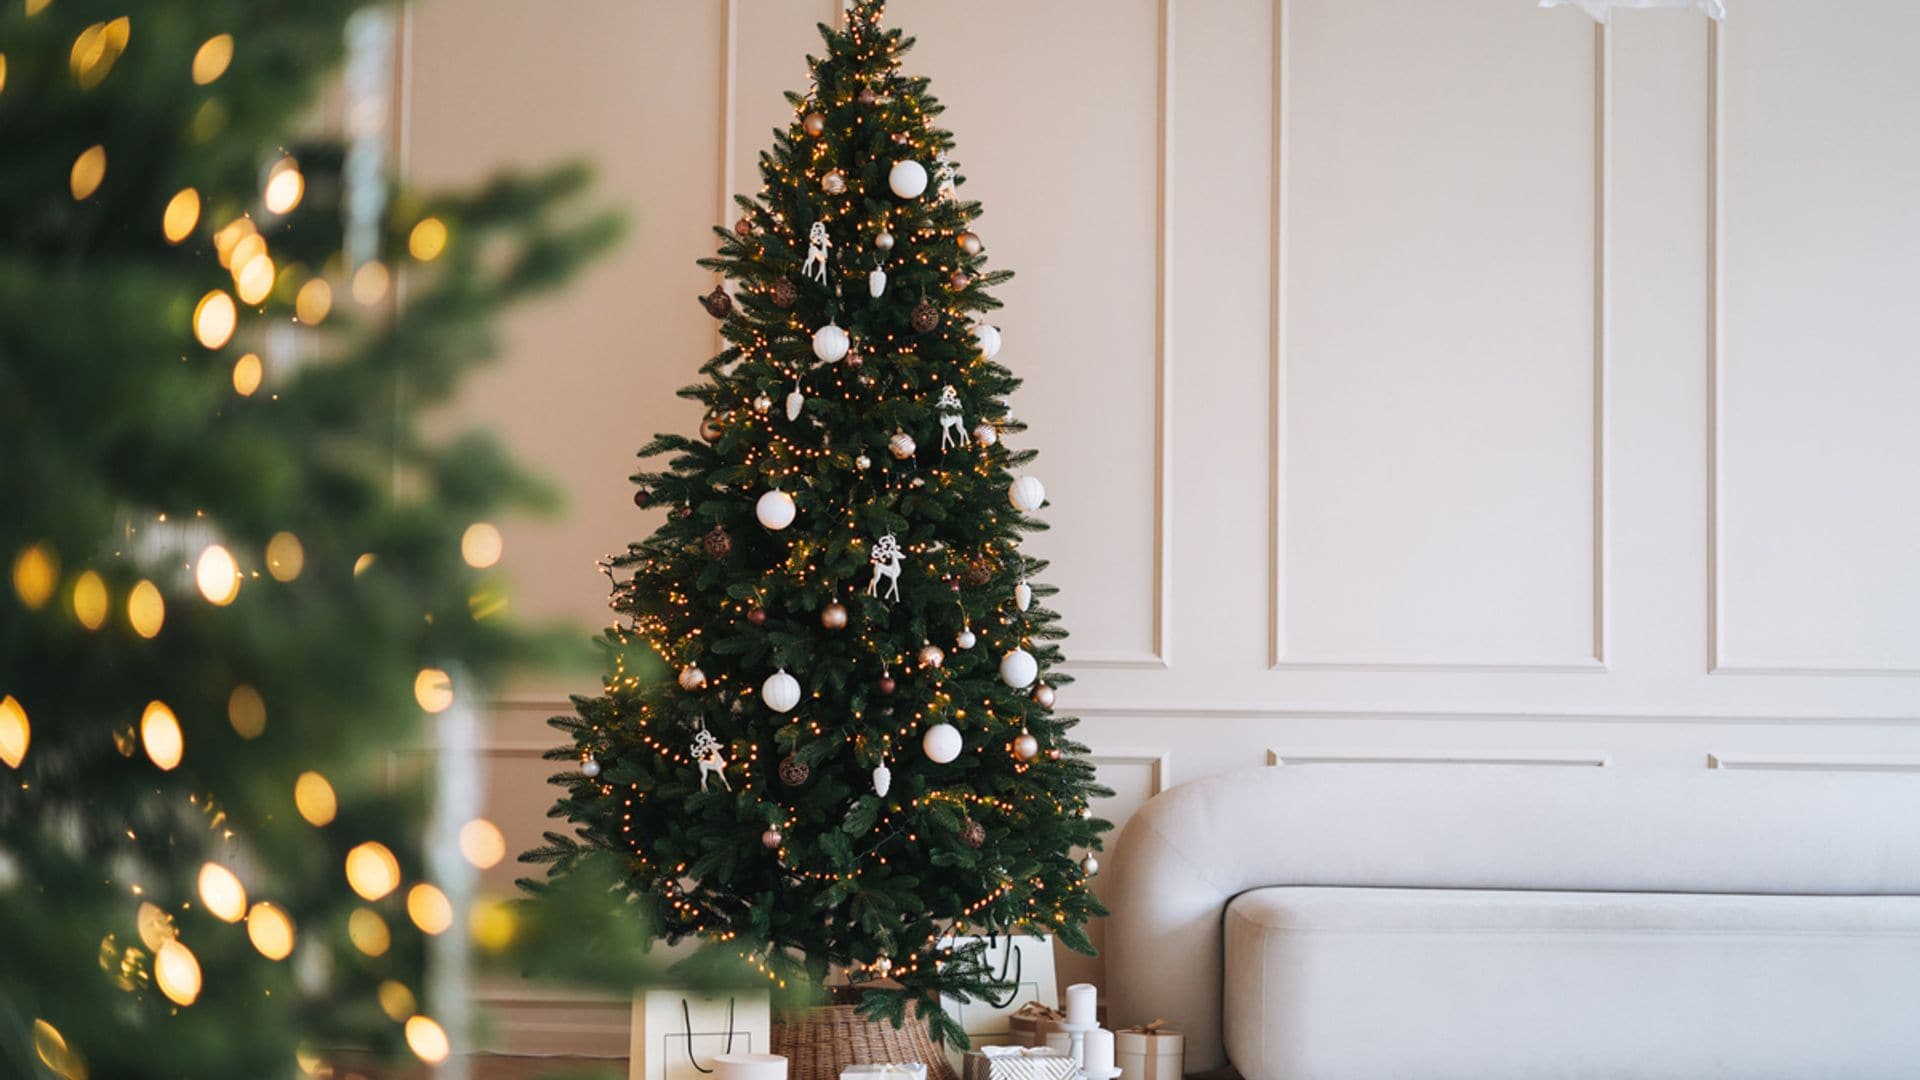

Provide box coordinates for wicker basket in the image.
[772,1004,961,1080]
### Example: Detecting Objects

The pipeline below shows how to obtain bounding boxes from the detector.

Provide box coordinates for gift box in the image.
[1006,1002,1066,1047]
[962,1045,1078,1080]
[1116,1021,1185,1080]
[841,1064,928,1080]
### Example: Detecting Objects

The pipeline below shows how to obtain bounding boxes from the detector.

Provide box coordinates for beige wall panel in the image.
[1712,0,1920,674]
[1276,0,1604,670]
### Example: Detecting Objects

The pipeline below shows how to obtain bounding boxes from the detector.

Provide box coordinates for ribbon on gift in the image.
[1116,1020,1184,1080]
[1010,1002,1066,1022]
[980,1047,1056,1059]
[842,1064,924,1080]
[1121,1019,1175,1035]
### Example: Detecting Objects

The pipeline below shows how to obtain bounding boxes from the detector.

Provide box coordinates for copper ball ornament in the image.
[771,278,799,308]
[960,817,986,849]
[802,111,827,137]
[821,602,849,631]
[779,755,810,786]
[910,300,939,333]
[958,231,983,256]
[857,87,878,105]
[747,607,767,626]
[822,169,848,196]
[1013,732,1039,761]
[761,827,783,849]
[877,674,896,695]
[1032,683,1056,708]
[734,216,753,237]
[700,414,724,444]
[963,555,996,588]
[950,271,971,290]
[702,525,733,559]
[700,285,732,319]
[918,643,945,670]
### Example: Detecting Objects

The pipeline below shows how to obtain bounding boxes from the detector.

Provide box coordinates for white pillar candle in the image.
[1084,1028,1116,1074]
[714,1053,788,1080]
[1064,982,1099,1027]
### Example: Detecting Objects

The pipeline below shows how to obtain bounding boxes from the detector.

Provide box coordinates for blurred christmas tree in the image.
[0,2,615,1076]
[528,0,1110,1045]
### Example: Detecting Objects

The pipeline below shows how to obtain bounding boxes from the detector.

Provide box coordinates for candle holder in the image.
[1058,1021,1094,1079]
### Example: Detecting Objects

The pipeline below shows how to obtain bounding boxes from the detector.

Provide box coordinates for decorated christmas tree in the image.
[0,2,613,1076]
[529,0,1110,1045]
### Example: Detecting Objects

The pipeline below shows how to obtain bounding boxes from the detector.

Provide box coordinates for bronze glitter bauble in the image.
[821,602,849,631]
[822,169,848,196]
[963,556,996,588]
[702,525,732,559]
[734,217,753,237]
[950,271,971,290]
[700,414,724,443]
[747,607,768,626]
[1032,683,1056,709]
[779,755,811,786]
[771,278,799,308]
[958,231,983,255]
[802,111,827,137]
[910,300,939,333]
[960,817,986,849]
[700,285,732,319]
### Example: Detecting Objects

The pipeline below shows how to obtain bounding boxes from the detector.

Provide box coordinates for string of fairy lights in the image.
[564,1,1102,998]
[2,10,514,1072]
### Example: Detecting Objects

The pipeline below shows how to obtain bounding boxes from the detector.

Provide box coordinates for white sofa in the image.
[1105,764,1920,1079]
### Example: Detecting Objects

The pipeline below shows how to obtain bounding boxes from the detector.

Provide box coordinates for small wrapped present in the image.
[1116,1021,1185,1080]
[1006,1002,1066,1047]
[962,1046,1077,1080]
[841,1065,927,1080]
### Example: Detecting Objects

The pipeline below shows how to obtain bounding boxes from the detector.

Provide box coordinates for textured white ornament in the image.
[888,160,929,199]
[955,628,976,650]
[869,267,887,298]
[756,489,797,531]
[812,322,850,363]
[1009,475,1046,512]
[972,424,998,447]
[872,764,892,797]
[753,394,772,412]
[973,323,1002,360]
[762,668,802,713]
[999,648,1038,689]
[1014,579,1033,611]
[889,431,917,460]
[679,666,707,691]
[922,722,963,764]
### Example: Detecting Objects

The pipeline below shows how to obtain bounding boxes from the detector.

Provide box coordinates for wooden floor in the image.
[334,1055,626,1080]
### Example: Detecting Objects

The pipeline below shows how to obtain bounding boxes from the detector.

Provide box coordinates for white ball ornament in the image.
[1009,475,1047,512]
[999,648,1038,689]
[875,230,895,252]
[922,722,963,764]
[888,160,929,199]
[1013,733,1039,761]
[812,322,850,363]
[762,668,802,713]
[581,757,602,778]
[679,666,707,691]
[1014,580,1033,611]
[955,628,977,650]
[973,323,1002,360]
[755,489,797,531]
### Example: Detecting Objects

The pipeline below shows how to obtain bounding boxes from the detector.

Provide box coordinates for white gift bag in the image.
[937,934,1059,1044]
[630,990,773,1080]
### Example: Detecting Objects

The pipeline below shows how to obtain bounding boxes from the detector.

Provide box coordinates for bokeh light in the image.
[127,579,165,638]
[246,902,295,960]
[293,771,336,826]
[141,701,183,770]
[413,668,453,713]
[196,545,241,605]
[194,290,237,349]
[163,187,201,243]
[154,939,202,1006]
[378,981,417,1023]
[345,841,401,901]
[348,908,391,956]
[351,260,390,305]
[406,883,453,935]
[227,684,266,739]
[408,217,448,261]
[294,278,331,324]
[232,353,263,397]
[458,818,506,870]
[69,145,105,199]
[264,158,304,214]
[12,543,57,609]
[32,1018,83,1080]
[72,570,108,630]
[192,34,233,85]
[266,532,304,581]
[235,253,275,305]
[460,523,503,569]
[0,695,28,769]
[197,863,247,923]
[405,1016,450,1064]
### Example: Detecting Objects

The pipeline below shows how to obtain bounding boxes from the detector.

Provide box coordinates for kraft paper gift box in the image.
[630,990,773,1080]
[1115,1021,1185,1080]
[962,1045,1078,1080]
[841,1065,928,1080]
[1006,1002,1067,1047]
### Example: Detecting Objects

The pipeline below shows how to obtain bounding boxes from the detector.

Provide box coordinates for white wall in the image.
[404,0,1920,1053]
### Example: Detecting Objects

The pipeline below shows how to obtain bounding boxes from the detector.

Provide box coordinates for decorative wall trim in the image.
[1704,23,1920,679]
[1091,748,1174,794]
[1268,9,1612,673]
[1267,748,1609,767]
[1706,752,1920,773]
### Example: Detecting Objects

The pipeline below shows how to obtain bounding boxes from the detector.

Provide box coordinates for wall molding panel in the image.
[1268,5,1611,673]
[1267,749,1609,767]
[1706,753,1920,773]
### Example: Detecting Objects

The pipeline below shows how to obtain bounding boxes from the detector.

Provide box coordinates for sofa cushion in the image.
[1224,886,1920,1080]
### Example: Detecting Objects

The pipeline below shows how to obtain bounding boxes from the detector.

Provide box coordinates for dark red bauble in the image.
[633,488,652,508]
[700,285,732,319]
[779,755,811,786]
[734,217,753,237]
[960,817,986,849]
[771,278,799,309]
[910,299,939,333]
[877,675,896,695]
[703,525,733,559]
[747,607,768,626]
